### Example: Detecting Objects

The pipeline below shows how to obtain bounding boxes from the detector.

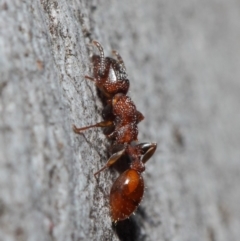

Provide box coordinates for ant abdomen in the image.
[110,169,144,222]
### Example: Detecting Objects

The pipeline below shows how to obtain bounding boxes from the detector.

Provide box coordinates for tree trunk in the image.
[0,0,240,241]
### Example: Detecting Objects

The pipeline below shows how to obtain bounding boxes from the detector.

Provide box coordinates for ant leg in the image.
[137,142,157,164]
[85,75,95,81]
[94,148,126,178]
[106,130,117,139]
[73,120,113,134]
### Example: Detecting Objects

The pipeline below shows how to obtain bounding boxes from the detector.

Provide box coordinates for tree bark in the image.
[0,0,240,241]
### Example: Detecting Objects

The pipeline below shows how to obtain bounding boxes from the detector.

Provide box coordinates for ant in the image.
[73,41,157,222]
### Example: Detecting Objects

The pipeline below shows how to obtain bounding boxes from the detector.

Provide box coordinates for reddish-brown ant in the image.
[73,41,157,222]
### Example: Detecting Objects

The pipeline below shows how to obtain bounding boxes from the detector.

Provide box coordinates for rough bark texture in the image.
[0,0,240,241]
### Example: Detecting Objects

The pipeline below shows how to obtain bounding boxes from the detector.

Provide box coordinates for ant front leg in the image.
[73,120,113,134]
[137,142,157,164]
[85,75,95,81]
[94,147,126,178]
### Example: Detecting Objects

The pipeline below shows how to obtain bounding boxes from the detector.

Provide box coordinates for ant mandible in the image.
[73,41,157,222]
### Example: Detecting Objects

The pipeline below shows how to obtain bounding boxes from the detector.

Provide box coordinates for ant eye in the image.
[73,41,156,222]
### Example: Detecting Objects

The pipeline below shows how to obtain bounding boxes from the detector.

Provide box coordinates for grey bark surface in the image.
[0,0,240,241]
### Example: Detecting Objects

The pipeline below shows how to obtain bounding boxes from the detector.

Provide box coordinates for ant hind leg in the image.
[137,142,157,164]
[94,148,126,178]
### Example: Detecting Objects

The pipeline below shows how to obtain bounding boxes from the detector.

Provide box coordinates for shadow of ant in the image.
[112,207,148,241]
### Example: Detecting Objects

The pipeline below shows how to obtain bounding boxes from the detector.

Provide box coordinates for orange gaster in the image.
[110,169,144,222]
